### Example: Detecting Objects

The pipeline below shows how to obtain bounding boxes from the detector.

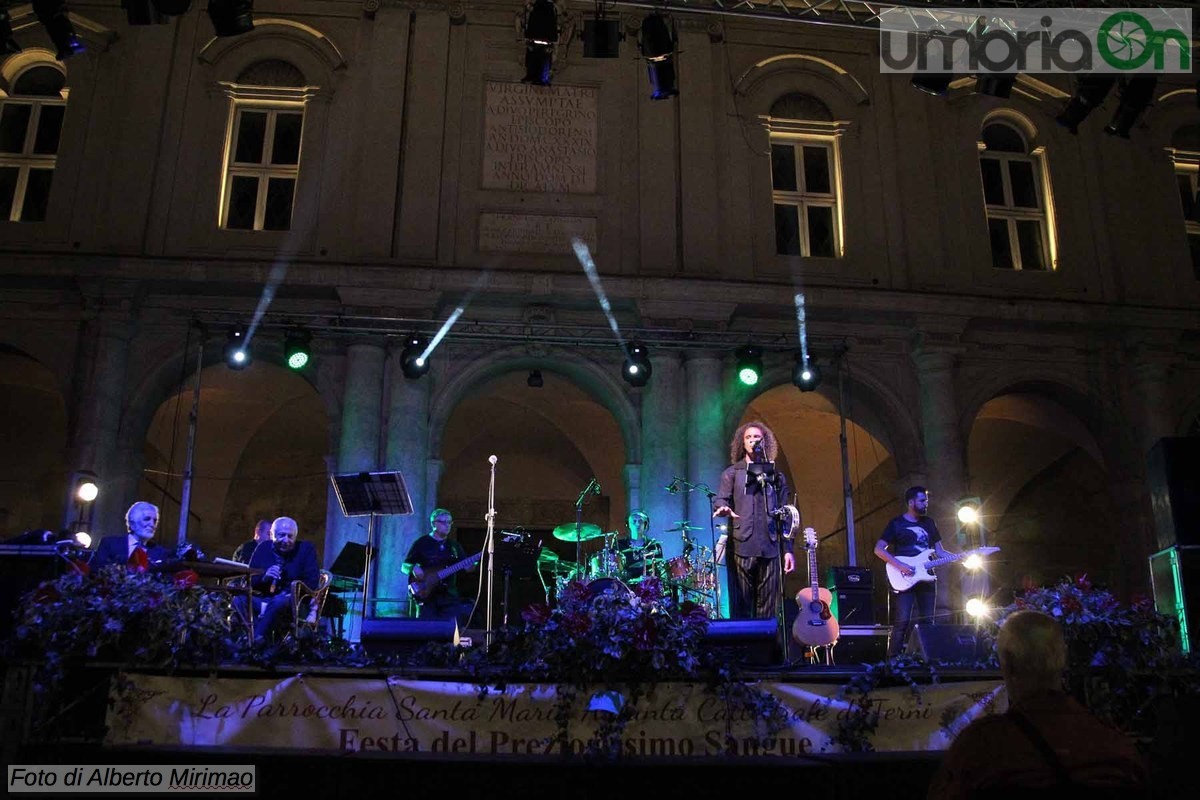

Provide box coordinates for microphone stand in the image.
[572,479,598,575]
[484,458,498,647]
[668,477,721,616]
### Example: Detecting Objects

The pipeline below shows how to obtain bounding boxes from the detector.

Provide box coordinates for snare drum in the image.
[588,548,626,579]
[666,555,693,581]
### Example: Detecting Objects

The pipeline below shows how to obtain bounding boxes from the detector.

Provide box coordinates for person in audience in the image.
[927,610,1147,799]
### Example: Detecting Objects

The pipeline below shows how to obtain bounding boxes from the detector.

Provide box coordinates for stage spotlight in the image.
[527,369,544,388]
[207,0,254,38]
[1104,76,1157,138]
[284,328,312,370]
[1,10,22,55]
[639,13,678,100]
[400,333,430,379]
[522,0,558,86]
[964,597,989,618]
[73,530,92,548]
[735,345,763,387]
[1055,76,1115,134]
[32,0,85,60]
[622,341,652,387]
[124,0,168,25]
[911,73,952,96]
[792,355,821,392]
[75,478,99,503]
[583,11,621,59]
[956,503,980,525]
[977,74,1015,98]
[223,327,251,370]
[963,553,984,571]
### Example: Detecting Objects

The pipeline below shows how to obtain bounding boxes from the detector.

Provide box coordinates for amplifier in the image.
[827,565,874,590]
[832,625,889,665]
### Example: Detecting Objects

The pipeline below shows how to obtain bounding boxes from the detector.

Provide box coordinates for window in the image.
[768,93,844,258]
[1168,125,1200,280]
[979,121,1054,271]
[0,64,67,222]
[219,60,307,231]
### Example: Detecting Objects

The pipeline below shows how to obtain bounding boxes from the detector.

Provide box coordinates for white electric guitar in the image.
[886,546,1001,592]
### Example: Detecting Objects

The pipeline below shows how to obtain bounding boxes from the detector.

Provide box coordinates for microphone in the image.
[488,455,498,465]
[592,479,602,495]
[665,481,679,494]
[268,553,284,595]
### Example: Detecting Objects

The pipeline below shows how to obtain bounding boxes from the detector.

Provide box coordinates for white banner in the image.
[107,673,1004,756]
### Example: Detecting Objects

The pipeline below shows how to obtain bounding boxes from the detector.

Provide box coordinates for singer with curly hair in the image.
[712,421,796,619]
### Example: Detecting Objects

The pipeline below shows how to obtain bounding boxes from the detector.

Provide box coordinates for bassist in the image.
[873,486,957,658]
[403,508,477,631]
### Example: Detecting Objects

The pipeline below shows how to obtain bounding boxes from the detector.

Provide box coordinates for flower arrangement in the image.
[462,576,786,757]
[994,573,1197,735]
[10,565,237,701]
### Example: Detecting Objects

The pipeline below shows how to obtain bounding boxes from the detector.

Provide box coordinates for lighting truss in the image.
[590,1,1198,34]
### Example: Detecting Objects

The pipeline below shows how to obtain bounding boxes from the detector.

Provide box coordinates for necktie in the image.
[128,544,148,572]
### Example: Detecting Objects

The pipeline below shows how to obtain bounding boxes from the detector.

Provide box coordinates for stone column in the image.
[377,355,432,620]
[685,351,727,614]
[1129,360,1174,456]
[328,341,385,630]
[68,313,135,538]
[911,343,967,620]
[639,351,687,558]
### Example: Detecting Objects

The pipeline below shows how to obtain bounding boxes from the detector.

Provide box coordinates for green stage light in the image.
[736,345,763,387]
[284,329,311,370]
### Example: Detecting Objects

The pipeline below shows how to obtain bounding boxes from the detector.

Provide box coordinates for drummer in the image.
[615,509,659,580]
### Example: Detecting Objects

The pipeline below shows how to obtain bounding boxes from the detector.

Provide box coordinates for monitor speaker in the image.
[360,618,458,659]
[907,624,988,663]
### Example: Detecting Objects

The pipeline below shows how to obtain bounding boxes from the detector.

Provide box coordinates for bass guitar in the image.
[408,551,482,604]
[886,546,1001,592]
[791,528,839,647]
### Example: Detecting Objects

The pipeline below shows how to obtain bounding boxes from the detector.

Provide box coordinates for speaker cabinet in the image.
[360,618,459,659]
[830,588,875,626]
[832,625,889,665]
[1147,437,1200,549]
[907,624,988,663]
[703,619,779,666]
[1149,545,1200,653]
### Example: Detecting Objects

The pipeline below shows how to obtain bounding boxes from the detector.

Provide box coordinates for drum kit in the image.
[537,520,719,606]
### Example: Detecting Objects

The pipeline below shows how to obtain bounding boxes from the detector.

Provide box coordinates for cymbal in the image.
[664,522,704,533]
[545,560,581,575]
[552,522,603,542]
[537,547,560,564]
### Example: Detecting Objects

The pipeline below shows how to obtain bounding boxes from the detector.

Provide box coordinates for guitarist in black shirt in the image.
[403,508,478,631]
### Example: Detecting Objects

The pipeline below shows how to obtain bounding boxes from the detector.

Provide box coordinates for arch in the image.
[736,54,870,111]
[0,49,66,96]
[720,354,924,476]
[980,108,1043,148]
[197,18,347,86]
[429,346,641,463]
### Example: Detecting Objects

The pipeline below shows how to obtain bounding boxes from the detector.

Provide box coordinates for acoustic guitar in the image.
[407,551,482,604]
[791,528,839,647]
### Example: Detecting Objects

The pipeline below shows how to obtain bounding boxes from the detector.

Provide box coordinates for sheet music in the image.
[213,556,249,567]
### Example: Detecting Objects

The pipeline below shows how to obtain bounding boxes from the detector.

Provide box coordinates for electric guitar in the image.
[791,528,839,647]
[886,546,1001,592]
[407,551,482,604]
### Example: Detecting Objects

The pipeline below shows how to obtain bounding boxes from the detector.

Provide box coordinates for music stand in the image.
[494,533,541,627]
[331,472,414,632]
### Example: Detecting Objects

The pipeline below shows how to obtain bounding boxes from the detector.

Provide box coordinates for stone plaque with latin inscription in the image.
[482,82,598,194]
[478,212,596,255]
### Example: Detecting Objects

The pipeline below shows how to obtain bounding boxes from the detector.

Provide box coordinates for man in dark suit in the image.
[90,501,171,571]
[245,516,319,642]
[232,519,271,564]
